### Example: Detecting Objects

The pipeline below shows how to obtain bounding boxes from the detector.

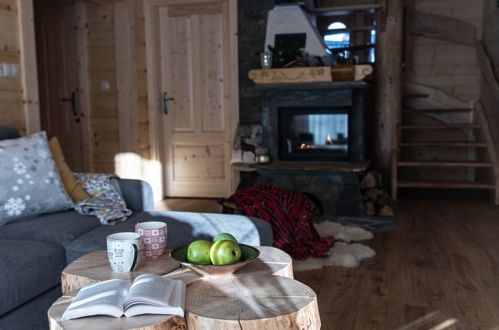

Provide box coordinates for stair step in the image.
[399,141,487,147]
[398,180,495,190]
[401,124,480,130]
[398,161,492,168]
[404,107,472,113]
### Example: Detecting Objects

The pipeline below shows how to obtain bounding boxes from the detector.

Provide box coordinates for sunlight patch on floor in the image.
[429,318,458,330]
[397,311,438,330]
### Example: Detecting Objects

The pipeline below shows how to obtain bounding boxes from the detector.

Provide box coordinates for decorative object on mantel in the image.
[231,123,264,164]
[248,64,373,84]
[255,148,271,164]
[260,51,272,69]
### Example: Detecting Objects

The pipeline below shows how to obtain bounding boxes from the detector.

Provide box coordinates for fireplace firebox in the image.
[278,107,350,161]
[259,82,368,163]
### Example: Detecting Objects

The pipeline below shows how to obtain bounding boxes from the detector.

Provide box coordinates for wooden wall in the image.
[83,0,150,174]
[85,2,119,173]
[0,0,24,134]
[133,0,150,168]
[407,0,483,100]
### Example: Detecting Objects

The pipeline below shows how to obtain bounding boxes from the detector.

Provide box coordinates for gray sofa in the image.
[0,127,273,330]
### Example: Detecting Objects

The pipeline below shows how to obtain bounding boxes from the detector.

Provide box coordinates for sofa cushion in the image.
[64,211,274,263]
[0,210,101,247]
[48,137,91,202]
[0,132,73,226]
[0,240,66,316]
[0,126,20,140]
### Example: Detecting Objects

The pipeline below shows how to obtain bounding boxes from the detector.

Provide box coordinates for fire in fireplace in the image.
[278,107,350,161]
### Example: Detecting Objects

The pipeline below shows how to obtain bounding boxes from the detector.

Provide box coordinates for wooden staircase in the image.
[392,102,499,203]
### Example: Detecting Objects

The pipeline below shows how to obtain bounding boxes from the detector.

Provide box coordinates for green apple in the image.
[213,233,238,243]
[187,240,213,265]
[210,240,241,265]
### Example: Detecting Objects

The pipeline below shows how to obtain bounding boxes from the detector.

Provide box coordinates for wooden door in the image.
[148,0,238,197]
[35,0,83,171]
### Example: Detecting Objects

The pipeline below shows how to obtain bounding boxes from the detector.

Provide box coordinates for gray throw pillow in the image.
[0,132,73,226]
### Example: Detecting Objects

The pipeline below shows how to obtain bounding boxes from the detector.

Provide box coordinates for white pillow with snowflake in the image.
[0,131,73,226]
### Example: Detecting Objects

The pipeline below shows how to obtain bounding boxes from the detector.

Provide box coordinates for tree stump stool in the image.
[186,275,320,329]
[61,250,180,294]
[235,246,293,278]
[48,291,187,330]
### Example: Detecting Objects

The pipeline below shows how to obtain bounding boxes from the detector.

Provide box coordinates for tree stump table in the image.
[51,247,320,329]
[61,250,181,294]
[186,275,320,329]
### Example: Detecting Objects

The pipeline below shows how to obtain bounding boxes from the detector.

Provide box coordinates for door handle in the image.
[162,92,175,115]
[61,92,78,122]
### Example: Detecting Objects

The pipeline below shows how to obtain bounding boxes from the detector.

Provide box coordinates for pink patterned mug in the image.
[135,221,167,257]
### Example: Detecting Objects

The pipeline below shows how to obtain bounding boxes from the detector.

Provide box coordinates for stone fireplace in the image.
[235,82,372,220]
[234,1,376,220]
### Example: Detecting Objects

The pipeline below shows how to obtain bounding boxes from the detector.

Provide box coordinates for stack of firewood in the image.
[360,170,395,217]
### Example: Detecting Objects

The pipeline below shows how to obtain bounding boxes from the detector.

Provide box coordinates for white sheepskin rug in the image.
[293,222,376,271]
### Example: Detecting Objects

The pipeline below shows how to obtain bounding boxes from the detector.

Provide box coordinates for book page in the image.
[62,279,131,320]
[123,274,185,317]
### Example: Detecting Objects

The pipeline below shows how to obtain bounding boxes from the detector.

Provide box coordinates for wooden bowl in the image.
[170,244,260,277]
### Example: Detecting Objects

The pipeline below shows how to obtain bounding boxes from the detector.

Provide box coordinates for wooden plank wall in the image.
[83,0,150,175]
[0,0,24,134]
[134,0,150,167]
[85,2,120,173]
[407,0,483,101]
[0,1,149,175]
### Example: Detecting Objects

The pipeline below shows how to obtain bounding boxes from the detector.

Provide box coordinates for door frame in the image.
[18,0,41,135]
[144,0,239,200]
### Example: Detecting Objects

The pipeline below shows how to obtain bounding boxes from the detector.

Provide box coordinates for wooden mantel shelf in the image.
[232,161,369,173]
[254,81,370,91]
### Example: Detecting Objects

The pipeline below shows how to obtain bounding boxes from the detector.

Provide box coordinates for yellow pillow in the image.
[48,137,91,202]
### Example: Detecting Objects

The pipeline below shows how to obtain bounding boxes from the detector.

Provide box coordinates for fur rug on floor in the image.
[293,222,376,271]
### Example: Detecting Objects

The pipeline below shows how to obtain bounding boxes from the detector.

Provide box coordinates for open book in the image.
[62,274,185,320]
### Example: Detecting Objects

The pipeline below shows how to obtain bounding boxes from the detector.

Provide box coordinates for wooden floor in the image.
[161,198,499,329]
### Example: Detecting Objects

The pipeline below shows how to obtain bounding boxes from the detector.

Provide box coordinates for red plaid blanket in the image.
[226,186,334,259]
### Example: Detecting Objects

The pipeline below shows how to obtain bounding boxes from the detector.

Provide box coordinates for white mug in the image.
[107,232,140,273]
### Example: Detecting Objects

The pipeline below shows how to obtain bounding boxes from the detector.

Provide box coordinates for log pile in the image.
[360,170,395,217]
